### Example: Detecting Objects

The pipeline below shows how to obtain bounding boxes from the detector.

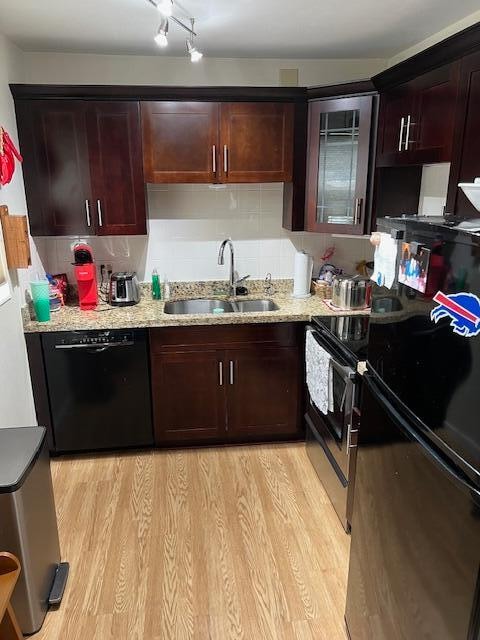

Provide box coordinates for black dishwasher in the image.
[42,329,153,453]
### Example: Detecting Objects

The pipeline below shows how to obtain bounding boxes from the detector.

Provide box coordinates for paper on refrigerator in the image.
[371,233,398,289]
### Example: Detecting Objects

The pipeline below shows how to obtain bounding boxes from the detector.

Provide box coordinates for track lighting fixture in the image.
[186,18,203,62]
[154,18,169,47]
[146,0,203,61]
[186,40,203,62]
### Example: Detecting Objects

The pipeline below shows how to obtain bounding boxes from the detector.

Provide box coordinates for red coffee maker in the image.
[73,243,98,310]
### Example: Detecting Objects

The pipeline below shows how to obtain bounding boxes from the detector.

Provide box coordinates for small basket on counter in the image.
[311,280,333,299]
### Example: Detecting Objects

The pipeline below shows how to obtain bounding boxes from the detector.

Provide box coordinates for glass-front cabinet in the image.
[305,96,373,234]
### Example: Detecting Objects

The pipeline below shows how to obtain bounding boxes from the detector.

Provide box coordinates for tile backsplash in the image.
[31,183,373,284]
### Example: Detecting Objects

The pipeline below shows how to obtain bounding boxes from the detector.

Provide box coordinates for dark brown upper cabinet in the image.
[16,100,92,237]
[376,63,460,167]
[16,100,146,237]
[447,50,480,217]
[305,95,374,235]
[86,102,146,235]
[142,101,294,184]
[142,101,219,183]
[219,103,294,183]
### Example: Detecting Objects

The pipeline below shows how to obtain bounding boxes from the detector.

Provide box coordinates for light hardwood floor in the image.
[35,443,350,640]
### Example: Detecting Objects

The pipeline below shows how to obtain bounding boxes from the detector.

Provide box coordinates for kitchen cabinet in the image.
[86,102,146,235]
[305,96,374,234]
[151,349,227,442]
[15,100,146,236]
[226,346,301,438]
[142,102,219,183]
[150,324,303,446]
[446,50,480,217]
[219,103,294,183]
[16,100,91,236]
[376,63,460,167]
[141,101,294,184]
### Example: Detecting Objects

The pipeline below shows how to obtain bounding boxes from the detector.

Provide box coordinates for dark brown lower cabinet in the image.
[226,347,301,439]
[151,349,227,443]
[150,324,303,446]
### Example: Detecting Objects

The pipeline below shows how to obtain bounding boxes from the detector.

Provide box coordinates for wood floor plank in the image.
[33,443,349,640]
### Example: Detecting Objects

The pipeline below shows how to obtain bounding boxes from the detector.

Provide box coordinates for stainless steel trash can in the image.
[0,426,68,634]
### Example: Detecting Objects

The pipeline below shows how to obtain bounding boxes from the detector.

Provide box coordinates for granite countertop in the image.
[22,280,370,333]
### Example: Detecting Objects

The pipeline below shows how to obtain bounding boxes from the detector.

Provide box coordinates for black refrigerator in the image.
[345,216,480,640]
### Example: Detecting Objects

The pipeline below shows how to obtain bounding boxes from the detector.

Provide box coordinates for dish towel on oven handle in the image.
[305,331,333,416]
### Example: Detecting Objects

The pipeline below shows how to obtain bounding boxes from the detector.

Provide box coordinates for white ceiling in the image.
[0,0,479,59]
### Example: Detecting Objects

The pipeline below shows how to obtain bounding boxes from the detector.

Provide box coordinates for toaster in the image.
[109,272,141,306]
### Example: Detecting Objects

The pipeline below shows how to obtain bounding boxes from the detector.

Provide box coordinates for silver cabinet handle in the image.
[219,361,223,386]
[85,200,91,227]
[398,116,405,151]
[404,114,411,151]
[212,145,216,174]
[347,425,359,454]
[229,360,234,385]
[96,200,103,227]
[354,198,363,225]
[223,145,228,173]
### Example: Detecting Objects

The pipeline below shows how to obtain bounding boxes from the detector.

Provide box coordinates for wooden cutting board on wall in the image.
[0,205,31,269]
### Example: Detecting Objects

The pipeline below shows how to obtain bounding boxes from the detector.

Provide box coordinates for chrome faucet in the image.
[218,239,250,296]
[218,238,236,296]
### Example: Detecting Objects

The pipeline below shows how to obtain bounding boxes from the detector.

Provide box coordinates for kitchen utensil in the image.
[73,243,98,311]
[30,280,51,322]
[109,272,140,306]
[331,274,372,310]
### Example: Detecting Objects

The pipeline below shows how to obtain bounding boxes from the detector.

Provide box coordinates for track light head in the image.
[154,18,169,47]
[157,0,173,17]
[186,39,203,62]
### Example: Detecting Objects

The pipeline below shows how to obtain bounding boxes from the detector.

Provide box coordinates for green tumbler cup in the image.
[31,280,51,322]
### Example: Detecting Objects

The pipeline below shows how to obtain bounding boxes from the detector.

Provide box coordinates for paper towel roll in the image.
[292,251,313,298]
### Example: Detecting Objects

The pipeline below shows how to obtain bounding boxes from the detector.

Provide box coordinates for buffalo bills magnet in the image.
[431,291,480,338]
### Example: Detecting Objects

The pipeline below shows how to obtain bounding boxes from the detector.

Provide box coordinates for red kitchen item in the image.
[73,243,98,310]
[0,127,23,186]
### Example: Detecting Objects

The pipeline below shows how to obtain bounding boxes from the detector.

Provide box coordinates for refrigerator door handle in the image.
[365,373,480,500]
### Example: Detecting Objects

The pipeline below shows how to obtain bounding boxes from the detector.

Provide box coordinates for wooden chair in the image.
[0,553,22,640]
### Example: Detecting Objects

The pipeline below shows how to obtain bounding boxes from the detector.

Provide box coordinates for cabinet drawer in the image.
[150,323,301,353]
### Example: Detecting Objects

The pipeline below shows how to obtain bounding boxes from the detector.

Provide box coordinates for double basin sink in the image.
[164,298,279,315]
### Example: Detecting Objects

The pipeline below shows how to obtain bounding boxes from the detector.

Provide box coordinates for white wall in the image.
[0,34,36,427]
[38,183,373,284]
[418,164,450,217]
[388,9,480,67]
[22,52,386,87]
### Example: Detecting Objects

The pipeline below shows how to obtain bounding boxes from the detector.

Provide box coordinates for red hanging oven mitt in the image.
[0,127,23,186]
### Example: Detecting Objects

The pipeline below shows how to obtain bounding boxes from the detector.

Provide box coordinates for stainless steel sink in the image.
[163,298,279,315]
[163,299,234,315]
[233,299,279,312]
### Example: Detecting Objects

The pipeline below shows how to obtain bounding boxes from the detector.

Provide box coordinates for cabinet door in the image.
[220,103,294,183]
[408,63,460,163]
[141,102,219,183]
[376,87,413,166]
[446,50,480,217]
[305,96,373,234]
[151,350,227,444]
[86,102,146,235]
[226,347,301,440]
[16,100,92,236]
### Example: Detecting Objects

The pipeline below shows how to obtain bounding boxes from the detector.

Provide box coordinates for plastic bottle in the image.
[163,275,171,301]
[152,268,161,300]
